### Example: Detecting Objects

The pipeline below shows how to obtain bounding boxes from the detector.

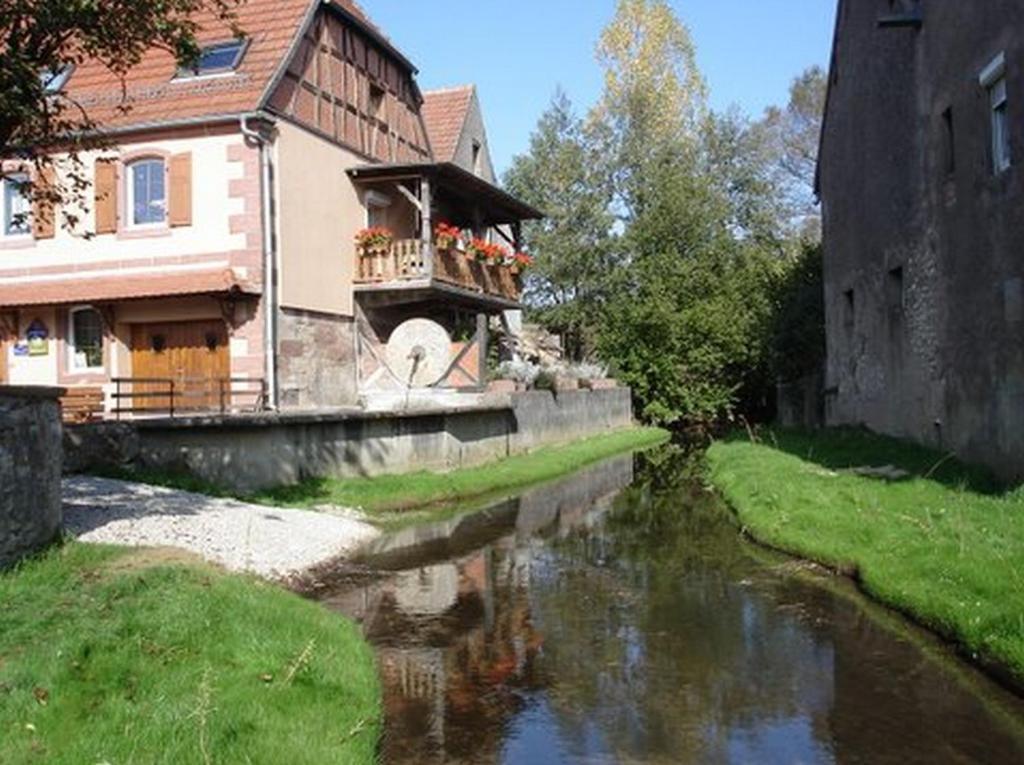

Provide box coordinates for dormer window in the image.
[176,40,247,79]
[40,64,74,94]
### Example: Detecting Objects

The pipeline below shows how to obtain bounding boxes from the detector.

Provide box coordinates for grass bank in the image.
[253,426,669,522]
[0,544,379,765]
[707,428,1024,687]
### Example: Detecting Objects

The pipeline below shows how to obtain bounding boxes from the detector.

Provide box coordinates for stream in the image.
[312,447,1024,764]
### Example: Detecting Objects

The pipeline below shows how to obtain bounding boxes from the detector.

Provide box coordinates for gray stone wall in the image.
[819,1,1024,480]
[65,388,636,493]
[511,389,635,452]
[1,387,64,568]
[277,308,358,410]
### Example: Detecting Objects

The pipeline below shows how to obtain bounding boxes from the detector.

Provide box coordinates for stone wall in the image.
[819,1,1024,480]
[65,388,636,493]
[1,386,64,569]
[277,308,358,409]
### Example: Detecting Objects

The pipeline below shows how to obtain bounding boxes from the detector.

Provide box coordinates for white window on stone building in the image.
[980,53,1011,175]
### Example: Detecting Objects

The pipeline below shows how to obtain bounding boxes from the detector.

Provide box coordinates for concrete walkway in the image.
[63,476,379,579]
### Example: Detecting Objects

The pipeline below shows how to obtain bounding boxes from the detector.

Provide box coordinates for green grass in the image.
[252,427,670,522]
[0,544,380,765]
[707,427,1024,685]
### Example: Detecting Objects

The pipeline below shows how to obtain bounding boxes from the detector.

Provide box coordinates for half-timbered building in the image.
[0,0,540,416]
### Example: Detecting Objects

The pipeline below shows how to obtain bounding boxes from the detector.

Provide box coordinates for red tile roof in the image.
[59,0,383,133]
[0,268,258,307]
[421,85,475,162]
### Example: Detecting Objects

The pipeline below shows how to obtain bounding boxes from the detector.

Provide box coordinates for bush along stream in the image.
[305,443,1024,764]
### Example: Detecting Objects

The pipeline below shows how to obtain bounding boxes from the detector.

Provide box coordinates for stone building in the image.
[817,0,1024,479]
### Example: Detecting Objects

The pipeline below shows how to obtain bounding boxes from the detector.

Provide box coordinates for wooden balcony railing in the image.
[355,239,522,302]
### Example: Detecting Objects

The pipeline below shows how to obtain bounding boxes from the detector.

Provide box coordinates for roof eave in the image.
[348,161,544,220]
[325,2,419,75]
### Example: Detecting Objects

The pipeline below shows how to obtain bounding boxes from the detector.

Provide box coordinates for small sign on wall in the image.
[26,320,49,357]
[13,341,29,357]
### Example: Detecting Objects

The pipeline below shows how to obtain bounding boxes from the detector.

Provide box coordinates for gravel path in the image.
[63,476,380,579]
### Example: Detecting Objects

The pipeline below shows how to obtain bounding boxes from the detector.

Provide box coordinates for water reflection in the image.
[314,448,1024,764]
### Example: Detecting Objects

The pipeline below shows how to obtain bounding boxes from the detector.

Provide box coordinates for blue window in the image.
[3,173,31,236]
[129,159,166,226]
[177,40,247,78]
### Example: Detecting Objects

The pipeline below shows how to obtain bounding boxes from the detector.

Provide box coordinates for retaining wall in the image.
[1,386,64,569]
[65,388,634,493]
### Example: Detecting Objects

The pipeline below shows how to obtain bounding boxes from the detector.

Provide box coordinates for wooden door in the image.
[130,321,229,412]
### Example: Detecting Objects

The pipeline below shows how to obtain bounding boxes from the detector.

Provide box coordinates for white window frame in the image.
[980,53,1011,175]
[126,158,168,229]
[2,173,32,239]
[67,306,105,372]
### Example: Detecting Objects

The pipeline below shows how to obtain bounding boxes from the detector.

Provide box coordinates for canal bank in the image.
[707,428,1024,697]
[308,445,1024,764]
[0,544,381,765]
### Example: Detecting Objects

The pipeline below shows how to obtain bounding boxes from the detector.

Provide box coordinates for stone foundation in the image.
[1,386,64,569]
[65,388,635,493]
[277,308,358,409]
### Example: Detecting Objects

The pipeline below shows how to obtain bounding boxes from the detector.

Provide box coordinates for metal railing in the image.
[112,377,267,419]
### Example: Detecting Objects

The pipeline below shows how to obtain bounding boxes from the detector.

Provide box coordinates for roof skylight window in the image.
[176,40,247,79]
[40,64,73,94]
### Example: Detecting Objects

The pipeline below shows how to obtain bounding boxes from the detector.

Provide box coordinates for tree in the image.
[754,65,828,238]
[508,1,824,427]
[1,0,241,227]
[593,0,707,219]
[504,91,616,360]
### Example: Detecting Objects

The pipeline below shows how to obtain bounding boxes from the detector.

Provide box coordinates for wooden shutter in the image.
[168,152,192,227]
[94,159,118,234]
[32,165,57,239]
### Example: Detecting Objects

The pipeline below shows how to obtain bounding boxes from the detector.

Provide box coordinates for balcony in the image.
[355,239,523,307]
[348,162,543,312]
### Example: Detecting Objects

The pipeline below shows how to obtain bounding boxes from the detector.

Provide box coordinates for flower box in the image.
[357,244,394,282]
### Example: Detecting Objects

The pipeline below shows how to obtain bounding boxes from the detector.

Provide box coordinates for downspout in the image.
[239,113,278,411]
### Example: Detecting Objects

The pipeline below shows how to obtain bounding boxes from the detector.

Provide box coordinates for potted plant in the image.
[464,238,491,292]
[354,227,394,281]
[434,221,462,253]
[505,251,532,299]
[355,227,394,253]
[481,242,508,295]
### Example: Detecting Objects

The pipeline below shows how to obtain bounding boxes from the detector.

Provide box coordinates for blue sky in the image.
[366,1,837,176]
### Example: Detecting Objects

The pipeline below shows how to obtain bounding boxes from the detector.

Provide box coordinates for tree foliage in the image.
[0,0,241,227]
[506,0,828,427]
[752,65,828,238]
[504,91,617,359]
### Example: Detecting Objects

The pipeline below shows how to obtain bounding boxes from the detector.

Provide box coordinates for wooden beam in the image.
[477,312,488,387]
[494,225,516,248]
[421,176,434,276]
[394,182,422,212]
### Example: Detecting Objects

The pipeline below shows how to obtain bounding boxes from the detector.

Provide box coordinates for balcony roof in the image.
[348,162,544,224]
